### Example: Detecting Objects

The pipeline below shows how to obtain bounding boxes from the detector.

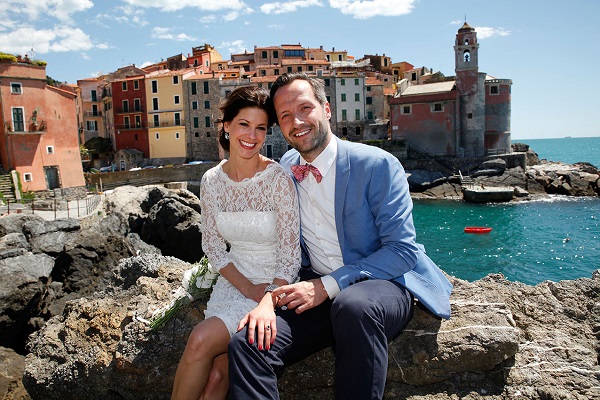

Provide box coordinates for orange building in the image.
[0,61,85,193]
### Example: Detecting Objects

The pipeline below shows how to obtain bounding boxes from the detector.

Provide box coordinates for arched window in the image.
[463,50,470,62]
[464,38,469,45]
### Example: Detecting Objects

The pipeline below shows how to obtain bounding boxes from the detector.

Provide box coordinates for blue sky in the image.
[1,0,599,140]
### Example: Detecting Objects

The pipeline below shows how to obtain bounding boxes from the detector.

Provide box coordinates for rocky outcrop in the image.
[21,252,600,399]
[411,160,599,201]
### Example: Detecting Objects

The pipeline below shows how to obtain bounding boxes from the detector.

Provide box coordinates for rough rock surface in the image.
[21,253,600,399]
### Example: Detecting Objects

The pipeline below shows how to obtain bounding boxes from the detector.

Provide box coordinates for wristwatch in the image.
[264,284,279,294]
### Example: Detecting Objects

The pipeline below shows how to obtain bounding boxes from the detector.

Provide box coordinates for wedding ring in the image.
[265,325,271,331]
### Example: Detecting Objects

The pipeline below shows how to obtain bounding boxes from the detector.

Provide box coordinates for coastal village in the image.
[0,22,514,201]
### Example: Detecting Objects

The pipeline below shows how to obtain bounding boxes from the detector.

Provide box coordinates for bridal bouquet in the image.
[148,256,219,331]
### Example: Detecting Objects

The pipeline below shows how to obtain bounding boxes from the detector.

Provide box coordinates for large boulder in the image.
[22,253,600,399]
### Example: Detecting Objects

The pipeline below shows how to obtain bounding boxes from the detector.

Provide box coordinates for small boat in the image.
[464,226,492,234]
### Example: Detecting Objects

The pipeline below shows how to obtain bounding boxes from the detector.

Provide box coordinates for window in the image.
[341,93,346,102]
[297,66,302,72]
[203,81,209,94]
[91,89,97,101]
[355,93,360,101]
[367,111,373,120]
[463,50,470,62]
[193,117,199,128]
[308,65,313,71]
[283,49,305,57]
[204,100,210,109]
[326,96,330,103]
[411,72,417,81]
[367,86,372,91]
[355,109,360,121]
[85,120,97,131]
[23,173,32,182]
[135,115,141,127]
[46,146,54,154]
[10,83,22,94]
[467,113,473,119]
[194,132,199,137]
[151,80,158,93]
[490,85,499,95]
[135,134,138,140]
[122,100,129,112]
[134,98,141,112]
[341,79,345,86]
[174,112,181,125]
[287,67,293,73]
[153,115,160,127]
[124,116,130,128]
[152,98,159,111]
[155,133,160,140]
[191,82,197,95]
[260,70,266,77]
[174,95,180,104]
[175,132,180,139]
[173,76,179,85]
[274,69,279,75]
[205,116,211,128]
[432,103,443,112]
[401,105,411,115]
[192,101,198,110]
[354,79,359,85]
[122,81,127,91]
[11,107,24,131]
[273,50,279,58]
[338,54,342,61]
[366,97,372,105]
[341,109,347,121]
[266,144,273,158]
[268,127,274,135]
[134,80,139,90]
[465,38,469,45]
[355,126,361,135]
[262,50,268,59]
[324,79,330,87]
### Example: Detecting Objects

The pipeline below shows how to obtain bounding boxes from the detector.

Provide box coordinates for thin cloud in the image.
[122,0,249,12]
[0,0,93,23]
[329,0,416,19]
[220,40,247,55]
[260,0,323,14]
[198,15,218,24]
[151,26,197,41]
[0,25,96,54]
[475,26,511,39]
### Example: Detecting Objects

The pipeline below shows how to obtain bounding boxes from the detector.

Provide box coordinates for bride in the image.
[171,86,301,400]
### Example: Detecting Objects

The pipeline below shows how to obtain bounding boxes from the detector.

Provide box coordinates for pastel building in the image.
[389,22,512,158]
[145,68,195,163]
[0,61,85,192]
[112,75,149,158]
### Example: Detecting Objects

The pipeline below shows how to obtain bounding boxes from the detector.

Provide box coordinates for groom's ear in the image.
[324,102,332,120]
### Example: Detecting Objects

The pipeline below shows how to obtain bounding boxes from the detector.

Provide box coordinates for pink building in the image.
[389,22,512,158]
[0,61,85,192]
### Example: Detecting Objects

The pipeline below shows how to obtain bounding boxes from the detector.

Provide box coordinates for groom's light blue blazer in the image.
[280,136,453,319]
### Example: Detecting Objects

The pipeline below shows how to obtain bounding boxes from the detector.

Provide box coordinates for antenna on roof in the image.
[464,14,467,23]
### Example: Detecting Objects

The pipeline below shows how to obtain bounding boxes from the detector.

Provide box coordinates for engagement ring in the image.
[265,325,270,330]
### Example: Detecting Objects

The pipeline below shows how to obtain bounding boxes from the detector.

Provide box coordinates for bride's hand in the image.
[237,301,277,350]
[243,282,269,303]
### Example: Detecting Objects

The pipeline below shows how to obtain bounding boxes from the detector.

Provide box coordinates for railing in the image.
[486,148,511,156]
[0,194,103,220]
[84,111,103,117]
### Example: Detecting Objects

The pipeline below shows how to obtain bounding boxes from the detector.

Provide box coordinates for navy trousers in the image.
[228,271,414,400]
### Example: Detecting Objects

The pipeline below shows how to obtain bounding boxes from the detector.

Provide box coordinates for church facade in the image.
[389,22,512,158]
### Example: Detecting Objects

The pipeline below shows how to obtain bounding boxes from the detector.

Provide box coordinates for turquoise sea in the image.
[412,137,600,286]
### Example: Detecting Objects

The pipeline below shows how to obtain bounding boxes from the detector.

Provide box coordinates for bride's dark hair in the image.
[217,86,276,151]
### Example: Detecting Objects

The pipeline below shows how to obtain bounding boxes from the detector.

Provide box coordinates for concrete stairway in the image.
[0,167,16,202]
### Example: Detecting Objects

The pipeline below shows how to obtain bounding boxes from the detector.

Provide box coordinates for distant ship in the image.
[565,136,572,138]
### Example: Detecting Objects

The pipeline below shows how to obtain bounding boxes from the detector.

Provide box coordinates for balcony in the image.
[115,123,146,130]
[5,121,47,134]
[114,106,145,114]
[148,121,183,128]
[84,111,103,117]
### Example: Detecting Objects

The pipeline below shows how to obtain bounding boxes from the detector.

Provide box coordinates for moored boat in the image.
[464,226,492,234]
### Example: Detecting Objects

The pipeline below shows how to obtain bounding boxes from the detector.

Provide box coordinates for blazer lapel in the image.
[334,137,350,257]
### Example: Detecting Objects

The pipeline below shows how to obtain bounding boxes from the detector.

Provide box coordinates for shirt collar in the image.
[299,137,337,179]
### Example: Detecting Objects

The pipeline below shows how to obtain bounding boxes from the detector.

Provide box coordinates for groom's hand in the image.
[273,279,328,314]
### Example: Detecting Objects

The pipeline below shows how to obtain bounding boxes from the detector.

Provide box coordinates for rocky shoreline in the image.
[1,151,599,399]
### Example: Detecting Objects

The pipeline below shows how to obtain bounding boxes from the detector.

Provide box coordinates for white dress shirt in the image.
[296,138,343,299]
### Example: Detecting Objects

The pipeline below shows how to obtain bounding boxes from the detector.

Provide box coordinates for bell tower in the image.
[454,21,479,95]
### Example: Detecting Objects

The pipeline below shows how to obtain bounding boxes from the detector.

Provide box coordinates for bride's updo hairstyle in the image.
[217,86,276,151]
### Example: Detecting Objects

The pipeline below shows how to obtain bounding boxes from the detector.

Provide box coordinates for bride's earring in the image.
[224,132,229,140]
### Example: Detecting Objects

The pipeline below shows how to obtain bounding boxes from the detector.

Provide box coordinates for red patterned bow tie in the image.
[291,164,323,183]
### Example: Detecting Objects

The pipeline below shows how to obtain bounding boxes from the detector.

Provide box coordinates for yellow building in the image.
[144,68,195,161]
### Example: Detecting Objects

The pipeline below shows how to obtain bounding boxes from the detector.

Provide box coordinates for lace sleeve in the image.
[272,168,301,284]
[200,170,231,271]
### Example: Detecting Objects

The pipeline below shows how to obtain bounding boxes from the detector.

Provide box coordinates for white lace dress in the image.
[200,160,301,336]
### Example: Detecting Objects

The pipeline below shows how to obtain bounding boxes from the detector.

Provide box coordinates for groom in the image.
[228,73,453,399]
